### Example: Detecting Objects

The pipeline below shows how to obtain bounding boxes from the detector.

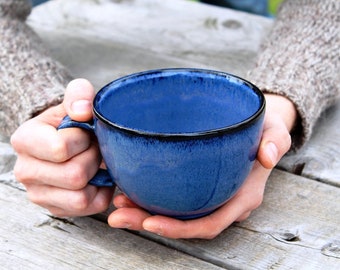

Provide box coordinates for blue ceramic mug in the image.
[59,68,265,219]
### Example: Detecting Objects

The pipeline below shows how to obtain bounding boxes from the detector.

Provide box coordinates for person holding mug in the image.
[2,0,339,239]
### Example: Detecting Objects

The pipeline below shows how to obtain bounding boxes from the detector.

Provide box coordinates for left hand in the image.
[107,94,297,239]
[11,79,114,217]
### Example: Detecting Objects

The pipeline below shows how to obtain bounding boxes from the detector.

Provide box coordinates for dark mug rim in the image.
[93,68,266,139]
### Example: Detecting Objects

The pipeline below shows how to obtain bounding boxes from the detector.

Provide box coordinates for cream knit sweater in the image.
[1,0,339,150]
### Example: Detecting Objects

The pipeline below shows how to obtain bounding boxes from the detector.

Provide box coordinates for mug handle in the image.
[58,116,115,187]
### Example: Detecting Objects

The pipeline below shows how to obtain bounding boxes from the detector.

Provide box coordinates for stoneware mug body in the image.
[59,68,266,219]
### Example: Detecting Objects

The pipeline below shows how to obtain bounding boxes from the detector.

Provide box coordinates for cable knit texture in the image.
[247,0,340,149]
[1,0,339,150]
[0,0,73,137]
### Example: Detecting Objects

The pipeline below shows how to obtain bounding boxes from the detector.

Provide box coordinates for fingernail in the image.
[111,221,131,229]
[71,100,92,114]
[123,223,131,229]
[115,202,128,209]
[266,142,278,165]
[144,223,163,236]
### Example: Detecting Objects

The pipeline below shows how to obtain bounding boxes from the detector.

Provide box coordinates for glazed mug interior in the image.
[94,69,263,136]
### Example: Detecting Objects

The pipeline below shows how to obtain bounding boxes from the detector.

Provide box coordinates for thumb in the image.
[63,78,95,122]
[257,113,292,169]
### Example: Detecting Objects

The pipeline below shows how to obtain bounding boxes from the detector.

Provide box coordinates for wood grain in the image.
[279,101,340,187]
[0,181,222,270]
[137,169,340,270]
[28,0,273,81]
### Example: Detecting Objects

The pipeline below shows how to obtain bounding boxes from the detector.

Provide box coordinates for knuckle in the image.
[274,129,292,159]
[285,133,292,150]
[197,218,223,240]
[10,122,33,151]
[50,138,70,162]
[64,163,89,190]
[10,131,21,150]
[237,212,251,222]
[13,161,33,184]
[94,196,111,213]
[69,192,91,211]
[26,191,44,206]
[251,193,264,210]
[282,130,292,150]
[13,163,24,183]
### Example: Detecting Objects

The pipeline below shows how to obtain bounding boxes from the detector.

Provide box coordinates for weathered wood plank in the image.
[279,101,340,187]
[28,0,273,80]
[0,179,223,270]
[33,30,214,91]
[138,169,340,270]
[2,166,339,269]
[3,161,338,269]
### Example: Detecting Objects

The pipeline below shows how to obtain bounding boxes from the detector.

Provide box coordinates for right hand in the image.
[107,94,295,239]
[11,79,114,217]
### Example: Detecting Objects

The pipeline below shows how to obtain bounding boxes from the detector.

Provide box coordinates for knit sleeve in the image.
[0,0,73,137]
[247,0,340,150]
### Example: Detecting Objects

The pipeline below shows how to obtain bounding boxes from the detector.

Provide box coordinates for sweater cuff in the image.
[0,16,72,137]
[247,0,340,150]
[0,0,31,20]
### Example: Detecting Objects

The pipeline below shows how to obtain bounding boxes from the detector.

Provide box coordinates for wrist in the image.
[264,94,297,132]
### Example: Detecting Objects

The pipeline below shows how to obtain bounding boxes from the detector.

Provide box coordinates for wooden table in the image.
[1,0,339,269]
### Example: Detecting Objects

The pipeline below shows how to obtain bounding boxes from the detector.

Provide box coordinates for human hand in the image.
[11,79,114,217]
[107,94,297,239]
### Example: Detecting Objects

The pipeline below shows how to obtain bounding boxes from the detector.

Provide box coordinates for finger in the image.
[142,203,244,239]
[63,78,95,122]
[14,143,101,189]
[111,194,250,239]
[113,193,140,208]
[11,109,93,162]
[257,113,292,169]
[108,207,152,231]
[142,214,226,239]
[25,184,114,217]
[142,207,237,239]
[235,211,251,222]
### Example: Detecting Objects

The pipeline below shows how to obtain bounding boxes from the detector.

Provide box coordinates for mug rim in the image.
[93,68,266,139]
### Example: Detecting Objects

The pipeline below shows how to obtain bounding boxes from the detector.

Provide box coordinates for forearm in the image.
[247,0,340,149]
[0,0,72,137]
